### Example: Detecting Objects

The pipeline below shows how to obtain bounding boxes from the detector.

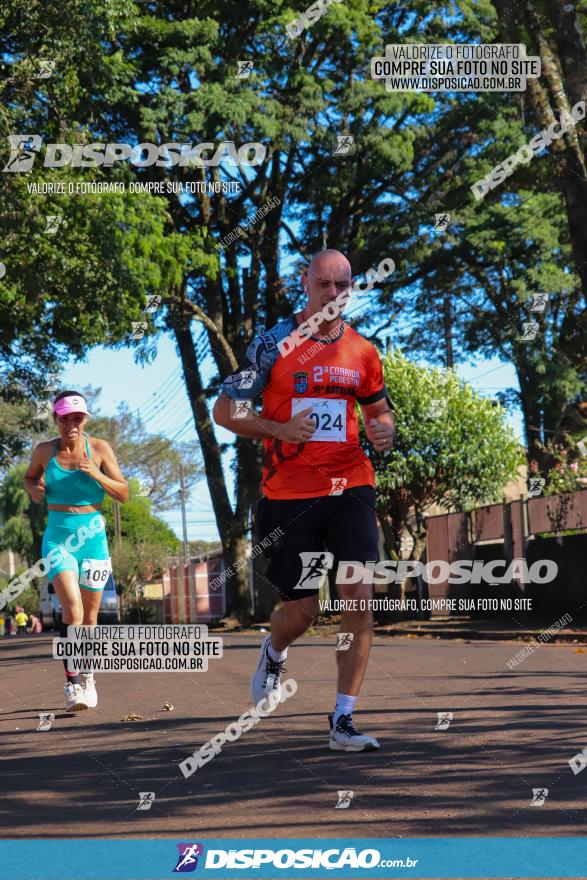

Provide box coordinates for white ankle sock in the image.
[334,692,357,723]
[267,640,288,663]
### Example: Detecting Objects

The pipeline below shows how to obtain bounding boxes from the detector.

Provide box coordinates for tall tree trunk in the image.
[545,0,587,108]
[516,363,545,471]
[494,0,587,298]
[171,314,252,621]
[523,1,587,298]
[443,291,454,368]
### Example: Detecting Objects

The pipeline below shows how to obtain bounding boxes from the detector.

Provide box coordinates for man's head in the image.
[301,249,352,318]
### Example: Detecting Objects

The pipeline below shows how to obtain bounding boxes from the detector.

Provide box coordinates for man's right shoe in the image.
[64,683,89,712]
[328,713,380,751]
[80,673,98,708]
[250,635,286,706]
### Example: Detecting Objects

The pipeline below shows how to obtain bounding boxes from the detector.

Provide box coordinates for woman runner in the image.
[24,391,129,711]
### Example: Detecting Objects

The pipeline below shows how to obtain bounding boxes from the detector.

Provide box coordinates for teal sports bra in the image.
[45,436,106,506]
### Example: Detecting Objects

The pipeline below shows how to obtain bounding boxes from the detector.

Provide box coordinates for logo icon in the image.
[137,791,155,811]
[131,321,148,340]
[294,551,334,590]
[293,371,309,394]
[427,399,446,419]
[34,401,52,420]
[142,294,161,313]
[36,712,55,732]
[44,215,62,234]
[230,400,253,420]
[329,477,347,496]
[333,135,354,155]
[434,213,450,231]
[237,60,254,78]
[529,293,550,313]
[173,843,204,872]
[435,711,453,730]
[519,322,539,341]
[528,477,545,498]
[42,374,60,394]
[335,790,354,809]
[530,787,548,806]
[336,633,354,651]
[225,368,256,390]
[37,59,56,79]
[3,135,43,173]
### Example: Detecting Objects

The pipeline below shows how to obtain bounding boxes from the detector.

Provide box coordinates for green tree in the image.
[87,401,203,510]
[365,350,522,564]
[103,481,181,613]
[102,481,181,552]
[0,463,46,565]
[188,539,222,557]
[1,0,585,624]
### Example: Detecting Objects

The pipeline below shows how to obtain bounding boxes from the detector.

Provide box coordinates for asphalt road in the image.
[2,631,587,843]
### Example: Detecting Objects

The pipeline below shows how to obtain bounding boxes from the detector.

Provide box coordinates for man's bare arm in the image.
[212,394,316,444]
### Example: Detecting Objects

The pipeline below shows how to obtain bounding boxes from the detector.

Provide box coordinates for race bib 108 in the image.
[79,557,112,589]
[291,397,347,442]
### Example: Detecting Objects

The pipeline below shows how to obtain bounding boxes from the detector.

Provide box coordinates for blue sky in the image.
[60,329,523,543]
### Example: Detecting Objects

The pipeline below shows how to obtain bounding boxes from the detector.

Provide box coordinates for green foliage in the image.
[368,349,523,512]
[2,584,39,616]
[1,0,585,617]
[101,481,180,591]
[188,539,222,557]
[102,484,180,551]
[87,401,203,511]
[0,463,46,564]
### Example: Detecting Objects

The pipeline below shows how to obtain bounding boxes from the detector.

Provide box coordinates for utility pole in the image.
[110,418,122,551]
[179,464,189,562]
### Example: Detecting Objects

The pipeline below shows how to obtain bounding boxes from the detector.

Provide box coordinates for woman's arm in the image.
[80,439,129,503]
[23,443,49,503]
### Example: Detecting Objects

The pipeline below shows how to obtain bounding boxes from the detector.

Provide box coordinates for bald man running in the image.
[213,249,395,752]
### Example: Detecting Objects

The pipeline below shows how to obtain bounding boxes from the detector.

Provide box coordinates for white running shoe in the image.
[64,683,89,712]
[80,673,98,708]
[250,635,286,705]
[328,713,380,752]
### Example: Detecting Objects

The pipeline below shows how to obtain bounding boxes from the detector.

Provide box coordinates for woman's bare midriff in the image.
[48,504,103,513]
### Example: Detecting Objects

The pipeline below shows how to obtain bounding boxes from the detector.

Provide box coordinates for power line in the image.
[135,368,182,420]
[137,375,186,426]
[141,382,190,432]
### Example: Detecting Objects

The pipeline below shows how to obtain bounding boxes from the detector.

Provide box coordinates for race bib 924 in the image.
[79,557,112,588]
[291,397,347,442]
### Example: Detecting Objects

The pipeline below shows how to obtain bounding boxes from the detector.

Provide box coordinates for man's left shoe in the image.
[250,635,286,706]
[328,713,380,751]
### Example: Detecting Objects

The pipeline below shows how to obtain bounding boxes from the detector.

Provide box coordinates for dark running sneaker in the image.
[250,635,286,706]
[328,712,380,751]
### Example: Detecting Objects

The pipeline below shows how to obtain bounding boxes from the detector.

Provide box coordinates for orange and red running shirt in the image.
[220,315,387,499]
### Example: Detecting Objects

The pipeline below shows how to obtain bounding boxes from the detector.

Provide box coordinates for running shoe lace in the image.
[264,655,286,686]
[336,713,361,737]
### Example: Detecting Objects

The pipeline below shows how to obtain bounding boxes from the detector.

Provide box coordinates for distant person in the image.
[27,614,42,634]
[15,609,28,634]
[0,614,4,637]
[23,390,129,712]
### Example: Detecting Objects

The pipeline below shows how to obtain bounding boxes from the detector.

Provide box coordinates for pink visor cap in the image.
[53,395,89,417]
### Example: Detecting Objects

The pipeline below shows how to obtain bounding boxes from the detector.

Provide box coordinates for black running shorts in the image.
[256,485,379,602]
